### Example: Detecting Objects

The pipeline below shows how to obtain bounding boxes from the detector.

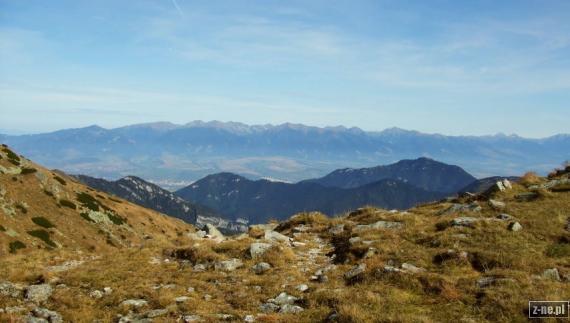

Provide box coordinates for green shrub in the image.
[27,230,57,248]
[20,167,37,175]
[9,240,26,253]
[107,212,126,225]
[3,147,21,165]
[109,197,122,203]
[53,175,66,185]
[31,217,55,228]
[59,199,77,209]
[76,192,100,211]
[0,225,6,232]
[80,212,95,223]
[43,190,54,197]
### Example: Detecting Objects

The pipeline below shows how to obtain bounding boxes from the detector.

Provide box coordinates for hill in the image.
[459,176,521,194]
[0,144,194,256]
[1,146,568,322]
[303,157,476,193]
[2,121,569,187]
[175,172,444,223]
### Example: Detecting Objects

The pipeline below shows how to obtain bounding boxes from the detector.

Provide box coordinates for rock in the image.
[279,304,304,314]
[193,264,207,272]
[271,292,299,306]
[349,237,362,244]
[103,287,113,295]
[355,220,403,231]
[145,309,168,318]
[249,242,273,259]
[451,217,480,228]
[182,315,202,322]
[28,308,63,323]
[121,299,148,308]
[496,213,514,221]
[187,287,195,293]
[203,224,225,242]
[542,268,561,281]
[508,222,523,232]
[515,192,539,202]
[477,276,515,288]
[344,264,366,280]
[292,241,306,247]
[89,290,104,299]
[175,296,190,303]
[244,315,256,322]
[293,225,310,232]
[5,306,26,314]
[252,262,271,274]
[259,302,280,313]
[364,247,377,259]
[489,199,506,210]
[296,284,309,292]
[0,281,24,298]
[328,224,345,235]
[503,179,513,189]
[214,258,243,272]
[25,284,53,303]
[203,294,212,301]
[264,230,291,243]
[401,263,426,274]
[383,265,402,273]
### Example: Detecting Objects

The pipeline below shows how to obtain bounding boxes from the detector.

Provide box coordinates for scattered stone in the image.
[175,296,190,303]
[496,213,514,221]
[355,220,403,231]
[4,306,26,314]
[25,284,53,303]
[542,268,561,281]
[145,309,168,318]
[401,263,426,274]
[27,308,63,323]
[259,302,280,313]
[489,199,506,210]
[252,262,271,274]
[193,264,207,272]
[293,225,310,232]
[244,315,256,322]
[279,304,304,314]
[328,224,345,235]
[182,315,202,322]
[477,276,515,288]
[0,281,24,298]
[203,224,225,242]
[271,292,299,306]
[382,265,402,273]
[249,242,273,259]
[451,217,480,228]
[215,258,244,272]
[364,247,377,259]
[515,192,539,202]
[121,299,148,308]
[344,263,366,281]
[349,237,362,244]
[508,222,523,232]
[292,241,306,247]
[89,290,104,299]
[46,260,85,273]
[264,230,291,243]
[187,287,195,293]
[103,287,113,295]
[203,294,212,301]
[296,284,309,292]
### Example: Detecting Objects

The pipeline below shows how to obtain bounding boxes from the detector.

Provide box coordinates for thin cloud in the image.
[171,0,184,17]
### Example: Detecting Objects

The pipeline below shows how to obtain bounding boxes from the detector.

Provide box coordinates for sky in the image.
[0,0,569,137]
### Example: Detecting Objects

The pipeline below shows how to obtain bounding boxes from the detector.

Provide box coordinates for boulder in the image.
[451,217,480,228]
[508,222,523,232]
[175,296,190,303]
[542,268,561,281]
[252,262,271,274]
[249,242,273,259]
[328,224,345,235]
[401,263,426,274]
[25,284,53,303]
[279,304,304,314]
[27,308,63,323]
[272,292,299,306]
[259,302,280,313]
[496,213,514,221]
[0,281,24,298]
[89,290,104,299]
[355,220,403,231]
[344,264,366,280]
[296,284,309,292]
[264,230,291,243]
[121,299,148,308]
[489,199,506,210]
[203,224,225,242]
[214,258,243,272]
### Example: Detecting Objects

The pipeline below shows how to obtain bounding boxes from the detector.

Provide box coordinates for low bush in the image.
[59,199,77,209]
[27,229,57,248]
[20,167,37,175]
[31,216,56,228]
[76,192,100,211]
[53,175,67,185]
[9,240,26,253]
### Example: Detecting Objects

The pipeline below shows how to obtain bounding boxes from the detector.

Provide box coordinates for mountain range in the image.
[1,121,568,189]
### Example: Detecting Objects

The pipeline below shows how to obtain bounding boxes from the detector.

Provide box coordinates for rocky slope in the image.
[302,157,477,193]
[175,173,445,223]
[1,145,569,322]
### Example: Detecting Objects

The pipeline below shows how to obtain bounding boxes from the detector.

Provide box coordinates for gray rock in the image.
[259,302,280,313]
[355,220,403,231]
[264,230,291,243]
[502,179,513,189]
[25,284,53,303]
[121,299,148,308]
[182,315,202,322]
[348,237,362,244]
[203,224,225,242]
[401,263,426,274]
[271,292,298,306]
[214,258,243,272]
[175,296,190,303]
[515,192,539,202]
[249,242,273,259]
[193,263,207,272]
[279,304,304,314]
[542,268,561,281]
[252,262,271,274]
[28,308,63,323]
[496,213,514,221]
[328,224,345,235]
[296,284,309,292]
[383,265,402,273]
[489,199,506,210]
[145,309,168,318]
[508,222,523,232]
[103,287,113,295]
[89,290,104,299]
[344,264,366,280]
[451,217,480,228]
[0,281,24,298]
[243,315,256,322]
[477,276,514,288]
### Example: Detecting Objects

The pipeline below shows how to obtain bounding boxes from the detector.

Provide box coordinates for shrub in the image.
[76,192,100,211]
[59,199,77,209]
[43,190,54,197]
[107,212,125,225]
[53,175,66,185]
[27,230,57,248]
[0,225,6,231]
[32,216,55,228]
[15,203,28,214]
[80,212,95,223]
[20,167,37,175]
[9,240,26,253]
[3,147,20,165]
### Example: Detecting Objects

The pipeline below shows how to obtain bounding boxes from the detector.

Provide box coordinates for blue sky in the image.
[1,0,569,137]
